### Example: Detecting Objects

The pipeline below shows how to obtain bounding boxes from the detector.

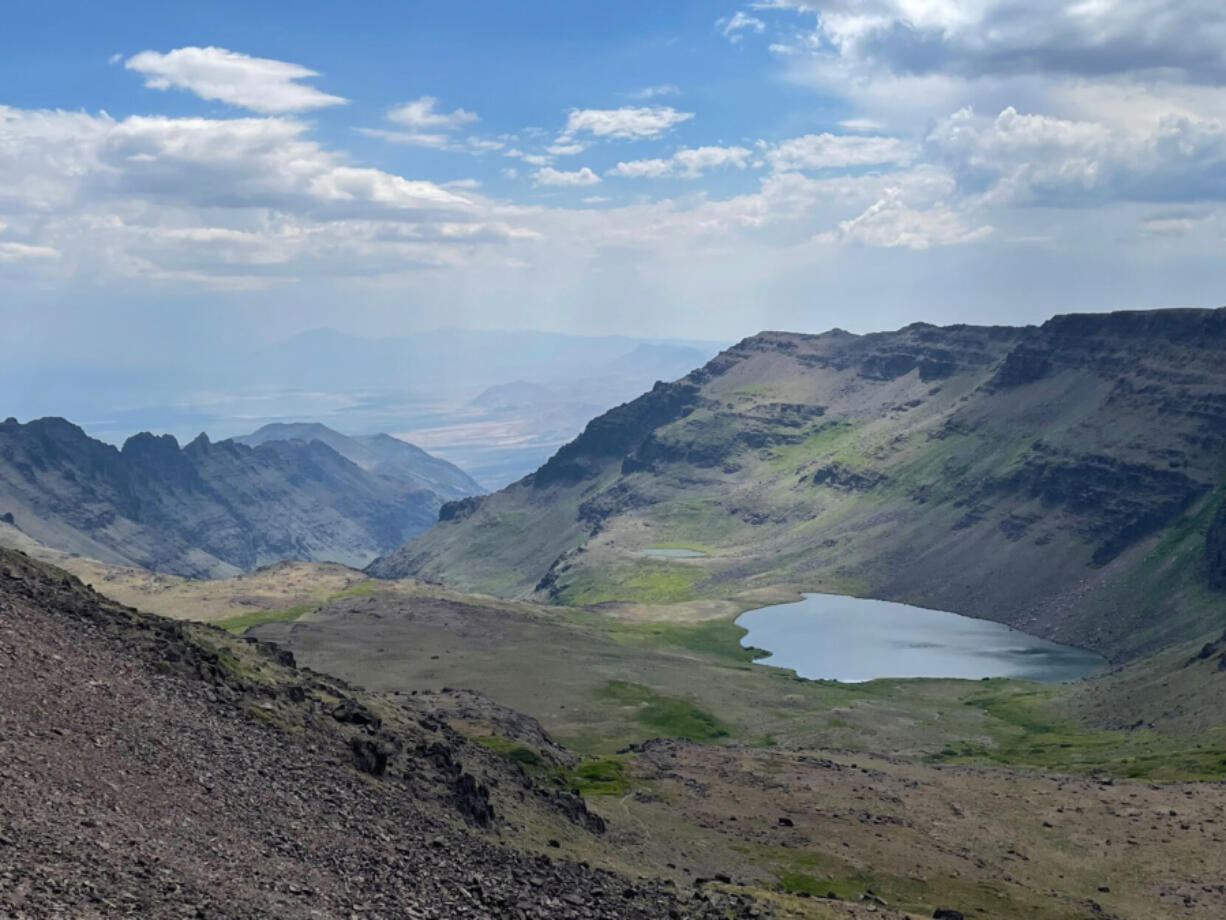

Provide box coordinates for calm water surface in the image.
[737,593,1103,683]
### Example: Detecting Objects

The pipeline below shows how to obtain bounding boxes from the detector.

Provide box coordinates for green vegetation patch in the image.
[214,578,383,634]
[473,735,546,769]
[765,420,858,472]
[555,559,704,606]
[933,684,1226,781]
[612,617,768,664]
[596,680,730,741]
[215,604,316,634]
[564,757,633,796]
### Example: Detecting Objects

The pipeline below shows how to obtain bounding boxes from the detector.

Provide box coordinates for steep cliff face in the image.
[370,308,1226,659]
[0,418,440,576]
[1209,499,1226,591]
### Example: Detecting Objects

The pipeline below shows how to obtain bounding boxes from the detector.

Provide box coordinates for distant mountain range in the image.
[370,307,1226,663]
[232,423,481,500]
[3,328,722,491]
[0,418,478,577]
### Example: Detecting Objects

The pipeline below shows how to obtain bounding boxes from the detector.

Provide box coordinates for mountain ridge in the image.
[369,306,1226,661]
[0,417,444,577]
[231,422,482,500]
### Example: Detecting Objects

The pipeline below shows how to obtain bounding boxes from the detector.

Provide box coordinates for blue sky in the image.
[3,0,1226,361]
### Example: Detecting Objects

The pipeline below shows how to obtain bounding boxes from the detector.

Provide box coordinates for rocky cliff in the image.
[370,307,1226,660]
[0,418,442,576]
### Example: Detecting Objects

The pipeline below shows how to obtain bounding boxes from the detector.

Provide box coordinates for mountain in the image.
[369,307,1226,662]
[231,422,481,500]
[0,417,442,577]
[0,546,747,919]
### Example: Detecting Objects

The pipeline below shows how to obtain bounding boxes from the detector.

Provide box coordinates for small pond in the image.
[736,593,1104,683]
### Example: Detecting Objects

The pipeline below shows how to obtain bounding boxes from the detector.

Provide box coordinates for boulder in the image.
[331,698,381,728]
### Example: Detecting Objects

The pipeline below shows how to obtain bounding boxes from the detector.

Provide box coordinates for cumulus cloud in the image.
[927,105,1226,205]
[124,47,346,113]
[546,142,588,156]
[560,106,693,140]
[360,97,501,154]
[387,96,478,130]
[533,166,602,187]
[0,242,60,262]
[757,0,1226,84]
[719,12,767,42]
[817,189,992,249]
[608,146,753,179]
[765,133,915,171]
[0,104,519,288]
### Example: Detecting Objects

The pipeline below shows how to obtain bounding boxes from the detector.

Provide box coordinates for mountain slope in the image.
[232,422,482,499]
[370,307,1226,660]
[0,546,759,920]
[0,418,441,577]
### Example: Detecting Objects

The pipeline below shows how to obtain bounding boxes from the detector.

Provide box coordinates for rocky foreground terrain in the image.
[374,307,1226,660]
[0,547,766,919]
[0,418,462,577]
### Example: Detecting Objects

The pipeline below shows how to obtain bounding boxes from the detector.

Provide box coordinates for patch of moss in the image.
[556,559,703,606]
[931,686,1226,781]
[596,680,730,741]
[215,604,316,634]
[765,420,858,472]
[473,735,545,769]
[565,757,633,795]
[612,617,767,664]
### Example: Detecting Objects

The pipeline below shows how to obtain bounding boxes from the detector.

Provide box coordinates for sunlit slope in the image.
[371,308,1226,659]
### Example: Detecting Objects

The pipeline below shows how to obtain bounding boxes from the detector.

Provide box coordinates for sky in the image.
[3,0,1226,362]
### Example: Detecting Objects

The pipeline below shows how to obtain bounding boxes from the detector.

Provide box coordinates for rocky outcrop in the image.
[985,449,1207,564]
[0,417,443,576]
[533,381,700,487]
[991,346,1051,388]
[1208,498,1226,590]
[438,494,485,522]
[812,463,888,492]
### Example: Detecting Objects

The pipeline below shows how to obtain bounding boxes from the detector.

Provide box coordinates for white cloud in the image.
[546,142,588,156]
[560,106,694,141]
[358,128,452,149]
[839,117,884,132]
[124,47,346,113]
[609,146,753,179]
[628,84,681,99]
[765,133,915,172]
[719,12,767,42]
[927,105,1226,205]
[816,189,992,249]
[387,96,478,130]
[533,166,602,187]
[0,242,60,262]
[361,97,501,154]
